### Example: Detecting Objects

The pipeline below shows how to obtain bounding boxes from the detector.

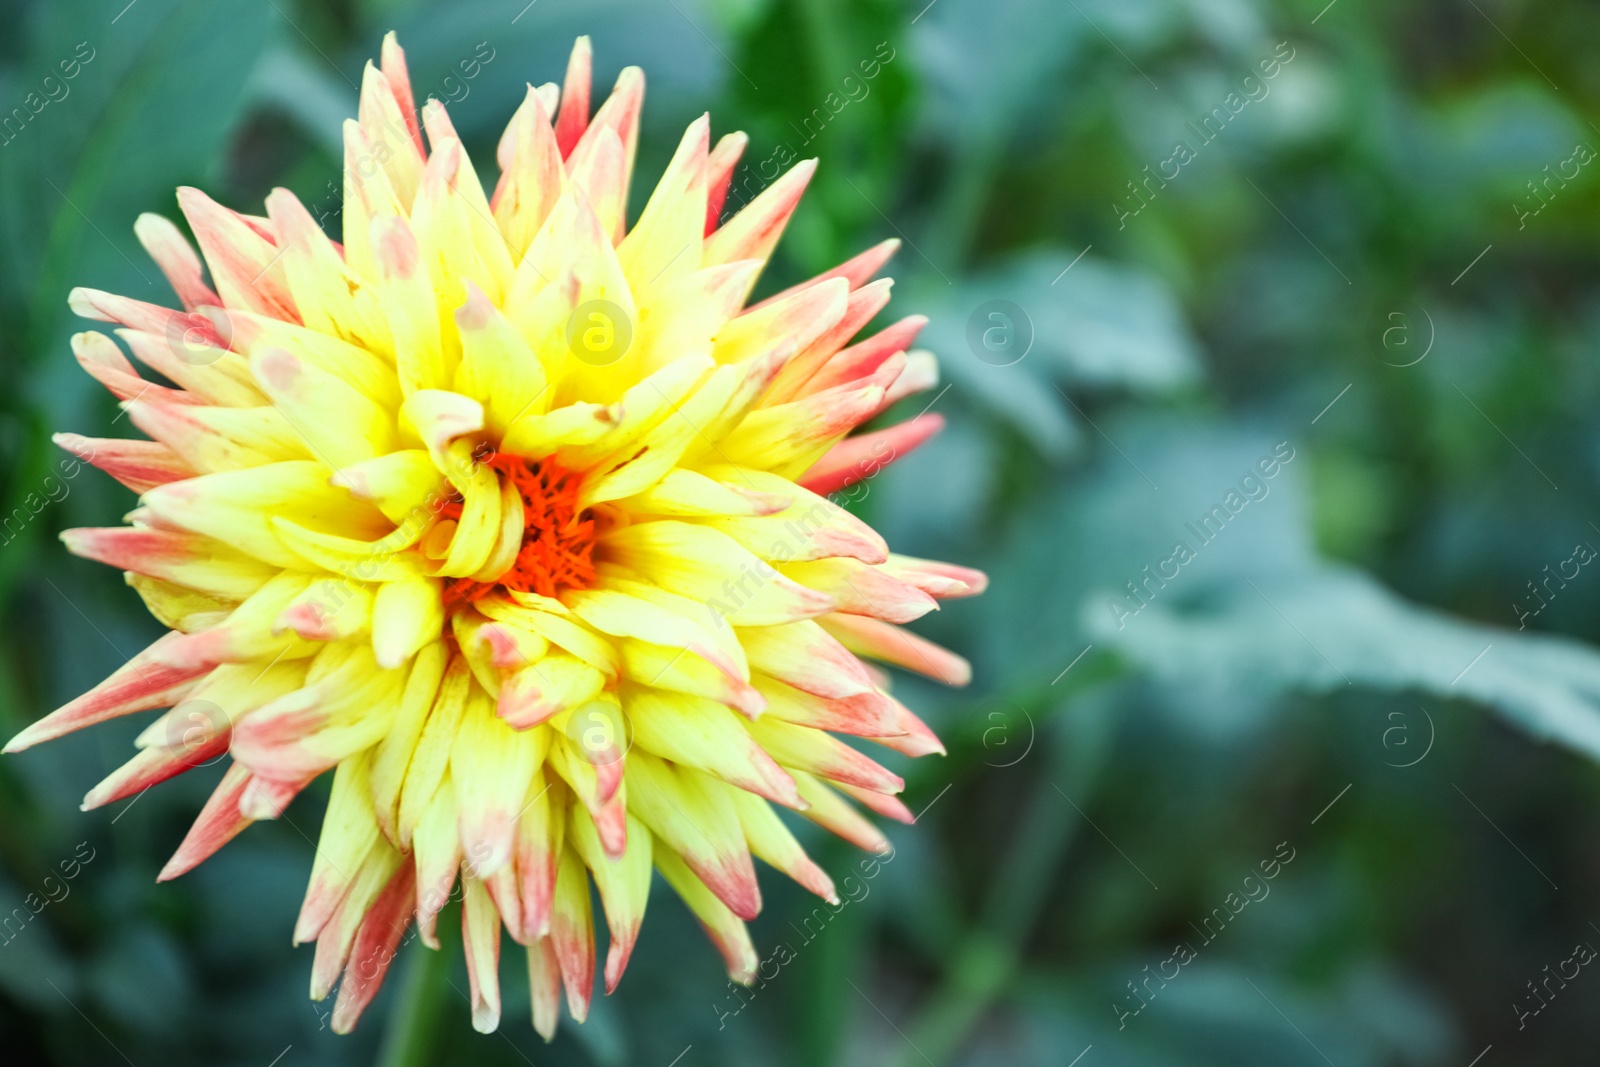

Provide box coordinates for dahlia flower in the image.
[9,33,983,1035]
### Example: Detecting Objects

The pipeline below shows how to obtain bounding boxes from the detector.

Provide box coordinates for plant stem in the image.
[890,694,1115,1066]
[376,943,449,1067]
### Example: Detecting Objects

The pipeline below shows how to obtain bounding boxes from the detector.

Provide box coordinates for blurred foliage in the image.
[3,0,1600,1063]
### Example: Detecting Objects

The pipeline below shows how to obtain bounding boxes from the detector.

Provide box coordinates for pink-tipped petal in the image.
[177,186,299,322]
[554,37,592,158]
[6,632,207,752]
[331,859,416,1034]
[704,159,817,281]
[134,213,222,311]
[704,131,748,234]
[800,314,928,397]
[818,613,973,687]
[81,729,230,811]
[752,238,901,311]
[157,762,255,880]
[528,937,563,1041]
[379,31,425,156]
[866,695,946,757]
[55,433,195,494]
[836,781,917,824]
[797,413,945,496]
[68,287,227,346]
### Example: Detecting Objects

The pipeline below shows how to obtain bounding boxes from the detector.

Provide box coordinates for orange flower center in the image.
[440,452,596,609]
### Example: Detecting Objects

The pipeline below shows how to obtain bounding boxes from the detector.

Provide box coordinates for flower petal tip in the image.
[2,727,39,754]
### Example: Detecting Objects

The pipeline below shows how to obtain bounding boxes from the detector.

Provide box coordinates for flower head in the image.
[13,33,984,1035]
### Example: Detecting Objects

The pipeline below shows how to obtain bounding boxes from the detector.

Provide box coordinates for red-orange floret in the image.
[439,452,596,608]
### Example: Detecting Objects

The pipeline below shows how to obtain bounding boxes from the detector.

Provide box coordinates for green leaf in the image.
[909,250,1200,458]
[1096,565,1600,765]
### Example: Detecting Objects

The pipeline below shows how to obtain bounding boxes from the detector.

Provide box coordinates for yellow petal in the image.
[265,189,394,360]
[357,61,425,207]
[372,577,446,668]
[331,450,447,525]
[616,114,707,299]
[396,657,473,848]
[499,653,606,730]
[369,642,448,839]
[601,520,833,625]
[453,281,549,438]
[492,84,565,260]
[453,686,546,877]
[251,347,396,468]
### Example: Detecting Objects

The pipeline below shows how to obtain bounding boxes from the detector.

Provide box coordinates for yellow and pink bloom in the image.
[9,34,983,1036]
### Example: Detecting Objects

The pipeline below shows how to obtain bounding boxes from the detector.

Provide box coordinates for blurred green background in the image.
[4,0,1600,1063]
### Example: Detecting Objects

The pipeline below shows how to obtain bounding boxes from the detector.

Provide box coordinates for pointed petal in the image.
[653,837,758,982]
[62,524,276,599]
[380,31,425,155]
[553,37,592,158]
[569,811,651,993]
[797,413,944,496]
[81,727,230,811]
[617,114,707,297]
[762,278,894,403]
[817,614,972,686]
[795,313,928,398]
[156,763,255,880]
[747,716,903,795]
[751,674,899,737]
[310,840,405,1001]
[791,770,889,854]
[463,874,504,1033]
[264,188,394,360]
[54,433,195,494]
[133,212,221,310]
[72,330,195,407]
[528,936,563,1041]
[331,857,417,1034]
[780,557,938,623]
[737,620,876,700]
[726,787,837,902]
[5,632,208,752]
[627,689,798,807]
[602,521,833,626]
[551,845,596,1021]
[358,61,426,207]
[492,84,565,259]
[453,691,545,877]
[704,131,747,234]
[176,186,297,321]
[411,778,460,947]
[515,774,563,941]
[626,755,760,920]
[702,159,816,300]
[296,754,384,945]
[752,237,901,311]
[395,658,473,848]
